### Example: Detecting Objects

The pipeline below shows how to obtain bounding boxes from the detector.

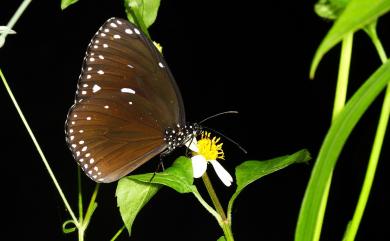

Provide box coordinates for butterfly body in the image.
[65,18,198,183]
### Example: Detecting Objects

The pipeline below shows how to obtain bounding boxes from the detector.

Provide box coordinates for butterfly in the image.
[65,18,200,183]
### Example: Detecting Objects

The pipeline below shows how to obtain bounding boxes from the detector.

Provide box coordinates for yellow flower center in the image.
[195,132,225,161]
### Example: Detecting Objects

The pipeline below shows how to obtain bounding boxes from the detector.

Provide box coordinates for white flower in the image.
[185,132,233,186]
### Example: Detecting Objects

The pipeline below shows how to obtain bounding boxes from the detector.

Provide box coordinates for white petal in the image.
[184,138,198,152]
[191,155,207,178]
[210,160,233,186]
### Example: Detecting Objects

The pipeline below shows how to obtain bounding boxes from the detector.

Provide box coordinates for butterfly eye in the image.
[65,17,199,183]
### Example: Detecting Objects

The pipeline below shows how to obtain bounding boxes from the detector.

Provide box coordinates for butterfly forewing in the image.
[65,18,185,183]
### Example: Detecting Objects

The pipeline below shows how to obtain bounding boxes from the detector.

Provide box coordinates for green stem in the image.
[311,32,354,241]
[202,173,234,241]
[192,188,221,222]
[202,173,227,220]
[110,225,126,241]
[0,0,32,47]
[343,23,389,241]
[77,168,84,241]
[0,68,79,225]
[82,183,100,230]
[333,32,353,119]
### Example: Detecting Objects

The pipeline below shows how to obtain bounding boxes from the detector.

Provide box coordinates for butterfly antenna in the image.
[199,111,239,124]
[203,126,248,154]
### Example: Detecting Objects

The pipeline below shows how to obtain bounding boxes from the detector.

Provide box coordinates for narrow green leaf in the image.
[116,178,161,236]
[227,149,311,220]
[217,236,227,241]
[310,0,390,78]
[129,156,194,193]
[124,0,161,28]
[295,57,390,241]
[61,0,79,10]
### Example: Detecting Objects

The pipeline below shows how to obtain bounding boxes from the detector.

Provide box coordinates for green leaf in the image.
[129,156,194,193]
[116,178,161,236]
[124,0,161,37]
[227,149,311,219]
[315,0,350,20]
[217,236,227,241]
[116,156,193,235]
[310,0,390,78]
[295,56,390,241]
[61,0,79,10]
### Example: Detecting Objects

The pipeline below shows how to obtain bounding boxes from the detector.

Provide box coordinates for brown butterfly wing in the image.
[65,18,185,183]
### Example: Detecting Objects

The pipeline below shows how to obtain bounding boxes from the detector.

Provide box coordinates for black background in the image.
[0,1,388,240]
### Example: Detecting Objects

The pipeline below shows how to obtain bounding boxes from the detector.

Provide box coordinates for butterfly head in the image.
[164,123,202,152]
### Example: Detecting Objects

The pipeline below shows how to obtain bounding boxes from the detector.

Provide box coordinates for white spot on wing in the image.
[79,140,84,144]
[97,70,104,75]
[116,20,122,25]
[110,23,117,28]
[125,28,133,34]
[134,28,140,34]
[113,34,121,39]
[83,84,88,87]
[89,57,95,62]
[158,62,165,68]
[121,88,135,94]
[93,84,101,93]
[103,44,108,48]
[82,146,87,152]
[87,75,91,79]
[90,158,95,164]
[86,116,91,120]
[81,91,87,95]
[127,64,134,68]
[98,55,104,59]
[104,105,109,109]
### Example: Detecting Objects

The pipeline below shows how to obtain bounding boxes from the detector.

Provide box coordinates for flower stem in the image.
[202,172,234,241]
[0,68,79,225]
